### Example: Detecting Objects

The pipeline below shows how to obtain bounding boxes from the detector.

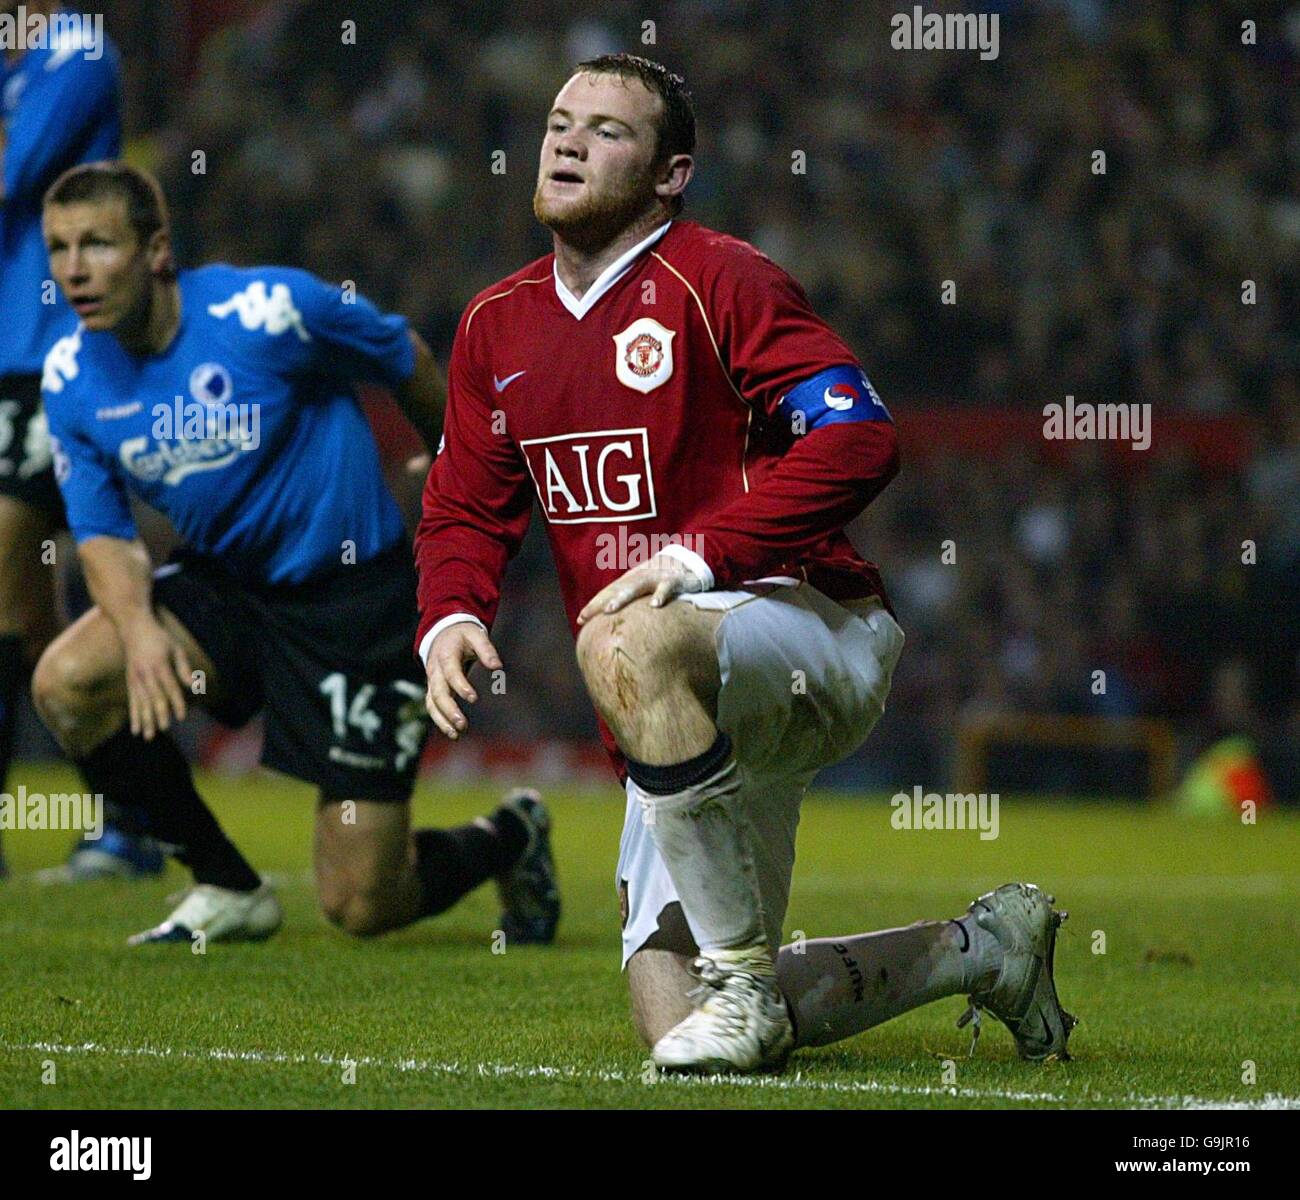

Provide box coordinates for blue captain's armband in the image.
[775,365,891,432]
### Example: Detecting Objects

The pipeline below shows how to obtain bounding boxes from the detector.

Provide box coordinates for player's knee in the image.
[574,616,610,690]
[576,600,687,713]
[337,900,393,939]
[31,644,98,735]
[315,865,351,928]
[318,879,395,938]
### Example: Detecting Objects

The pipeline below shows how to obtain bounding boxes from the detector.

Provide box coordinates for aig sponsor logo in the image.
[520,427,657,523]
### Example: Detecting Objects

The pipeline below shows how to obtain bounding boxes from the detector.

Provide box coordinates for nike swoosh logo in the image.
[1015,1007,1055,1049]
[494,370,526,393]
[823,386,855,411]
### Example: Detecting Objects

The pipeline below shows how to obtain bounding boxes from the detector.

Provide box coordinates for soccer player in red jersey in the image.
[416,54,1074,1073]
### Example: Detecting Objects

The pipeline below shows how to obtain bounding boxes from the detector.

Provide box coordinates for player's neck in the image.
[115,280,182,358]
[552,210,670,300]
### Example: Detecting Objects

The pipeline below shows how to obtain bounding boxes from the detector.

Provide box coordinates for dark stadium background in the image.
[17,0,1299,801]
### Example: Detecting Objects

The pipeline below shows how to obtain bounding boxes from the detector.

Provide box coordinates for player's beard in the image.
[533,165,659,251]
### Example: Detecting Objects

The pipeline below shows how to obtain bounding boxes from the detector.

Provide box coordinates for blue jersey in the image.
[42,264,415,585]
[1,18,121,376]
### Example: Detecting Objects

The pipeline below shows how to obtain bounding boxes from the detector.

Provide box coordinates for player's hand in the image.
[577,553,708,625]
[424,622,502,740]
[121,614,194,741]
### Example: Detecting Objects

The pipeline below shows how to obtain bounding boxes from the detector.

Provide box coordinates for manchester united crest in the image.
[613,317,676,394]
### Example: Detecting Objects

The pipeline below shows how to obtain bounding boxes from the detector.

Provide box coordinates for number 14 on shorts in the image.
[318,673,428,771]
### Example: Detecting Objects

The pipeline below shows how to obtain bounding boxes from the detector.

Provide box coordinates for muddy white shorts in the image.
[614,581,905,967]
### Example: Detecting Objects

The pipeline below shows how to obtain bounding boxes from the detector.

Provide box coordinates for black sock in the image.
[75,728,261,891]
[0,634,25,794]
[413,807,528,917]
[625,730,734,796]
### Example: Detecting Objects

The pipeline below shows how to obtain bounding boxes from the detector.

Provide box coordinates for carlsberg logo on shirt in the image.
[120,435,257,486]
[116,396,262,486]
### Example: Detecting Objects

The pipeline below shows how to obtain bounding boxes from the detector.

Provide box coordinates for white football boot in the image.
[652,948,795,1074]
[128,882,282,946]
[957,882,1076,1061]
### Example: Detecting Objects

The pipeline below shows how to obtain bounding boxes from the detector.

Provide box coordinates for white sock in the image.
[777,916,1002,1048]
[951,911,1002,989]
[633,757,772,967]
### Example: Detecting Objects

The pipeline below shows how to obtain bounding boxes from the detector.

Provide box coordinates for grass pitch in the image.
[1,765,1297,1109]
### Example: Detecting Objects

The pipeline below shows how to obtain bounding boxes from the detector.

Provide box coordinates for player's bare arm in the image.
[394,329,447,456]
[77,535,192,742]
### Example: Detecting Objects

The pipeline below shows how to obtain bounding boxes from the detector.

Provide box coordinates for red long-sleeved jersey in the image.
[415,219,898,664]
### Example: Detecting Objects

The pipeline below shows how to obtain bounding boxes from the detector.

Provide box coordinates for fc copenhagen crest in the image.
[190,362,235,409]
[613,317,675,394]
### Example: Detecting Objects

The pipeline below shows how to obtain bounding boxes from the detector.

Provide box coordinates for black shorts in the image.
[0,374,66,518]
[152,542,430,802]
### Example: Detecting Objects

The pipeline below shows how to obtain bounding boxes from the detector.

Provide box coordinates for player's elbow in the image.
[874,420,900,485]
[846,418,899,500]
[819,417,900,498]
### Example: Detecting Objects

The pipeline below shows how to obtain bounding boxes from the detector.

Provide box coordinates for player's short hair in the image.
[44,161,170,247]
[574,52,695,214]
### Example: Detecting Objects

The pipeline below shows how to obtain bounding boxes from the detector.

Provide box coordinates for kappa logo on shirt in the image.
[41,328,84,395]
[613,318,675,394]
[208,281,311,342]
[519,428,657,524]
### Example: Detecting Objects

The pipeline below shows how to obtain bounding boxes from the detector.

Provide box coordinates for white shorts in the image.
[614,582,905,967]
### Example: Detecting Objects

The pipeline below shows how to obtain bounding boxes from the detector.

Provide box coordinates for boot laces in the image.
[686,957,759,1033]
[956,999,984,1057]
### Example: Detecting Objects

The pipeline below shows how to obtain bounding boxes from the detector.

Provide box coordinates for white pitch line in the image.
[795,874,1300,898]
[4,1040,1297,1109]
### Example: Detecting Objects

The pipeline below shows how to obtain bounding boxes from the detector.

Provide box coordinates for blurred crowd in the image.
[868,417,1300,782]
[112,0,1299,411]
[78,1,1300,786]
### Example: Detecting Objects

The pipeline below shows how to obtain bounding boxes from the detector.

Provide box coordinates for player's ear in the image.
[147,228,175,279]
[655,153,693,206]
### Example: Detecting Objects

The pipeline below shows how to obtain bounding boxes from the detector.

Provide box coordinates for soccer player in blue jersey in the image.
[0,1,161,879]
[32,161,560,946]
